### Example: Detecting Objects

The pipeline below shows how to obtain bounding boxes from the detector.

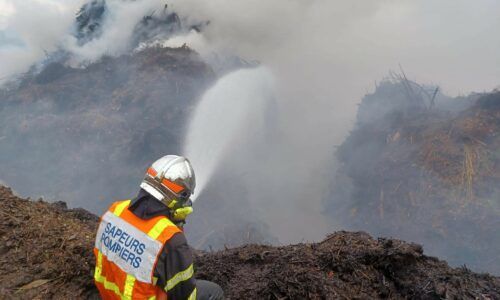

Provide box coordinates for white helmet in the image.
[140,155,196,209]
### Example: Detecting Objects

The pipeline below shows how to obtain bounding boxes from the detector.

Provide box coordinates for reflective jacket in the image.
[94,200,196,300]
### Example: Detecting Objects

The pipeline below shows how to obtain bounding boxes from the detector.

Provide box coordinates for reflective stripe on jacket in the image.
[94,200,182,300]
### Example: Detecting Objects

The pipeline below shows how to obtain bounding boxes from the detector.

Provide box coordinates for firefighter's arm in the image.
[154,232,197,299]
[157,290,167,300]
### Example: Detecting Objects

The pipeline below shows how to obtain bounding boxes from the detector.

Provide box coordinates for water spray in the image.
[183,66,275,201]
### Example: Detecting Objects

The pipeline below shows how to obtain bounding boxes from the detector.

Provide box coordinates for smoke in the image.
[0,0,184,80]
[170,0,500,93]
[1,0,499,249]
[64,0,164,64]
[2,1,499,89]
[168,0,500,242]
[0,0,83,81]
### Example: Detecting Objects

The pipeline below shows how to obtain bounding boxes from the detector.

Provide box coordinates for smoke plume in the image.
[167,0,500,241]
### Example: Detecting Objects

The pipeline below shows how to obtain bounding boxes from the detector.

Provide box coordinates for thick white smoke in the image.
[0,0,83,81]
[2,0,499,91]
[64,0,163,64]
[0,0,168,79]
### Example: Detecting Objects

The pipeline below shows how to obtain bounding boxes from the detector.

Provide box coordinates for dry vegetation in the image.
[331,81,500,274]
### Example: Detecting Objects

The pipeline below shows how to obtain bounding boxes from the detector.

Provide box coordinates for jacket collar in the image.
[128,189,173,220]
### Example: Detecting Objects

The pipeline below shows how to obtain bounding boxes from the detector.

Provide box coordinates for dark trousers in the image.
[196,280,224,300]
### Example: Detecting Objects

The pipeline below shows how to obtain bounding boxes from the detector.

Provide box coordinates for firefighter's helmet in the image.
[140,155,196,210]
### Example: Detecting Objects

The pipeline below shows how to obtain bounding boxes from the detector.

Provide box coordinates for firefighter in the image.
[94,155,224,300]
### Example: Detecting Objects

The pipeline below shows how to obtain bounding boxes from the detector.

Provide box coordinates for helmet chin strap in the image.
[140,182,165,202]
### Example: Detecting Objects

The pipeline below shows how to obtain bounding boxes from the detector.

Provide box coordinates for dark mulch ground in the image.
[0,186,98,299]
[195,233,499,299]
[1,186,499,299]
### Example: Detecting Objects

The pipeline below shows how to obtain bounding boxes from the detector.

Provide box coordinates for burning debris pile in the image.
[0,1,273,251]
[0,44,273,251]
[0,46,214,213]
[74,0,205,49]
[1,186,498,299]
[328,79,500,274]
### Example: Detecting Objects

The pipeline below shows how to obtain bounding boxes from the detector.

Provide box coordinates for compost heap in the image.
[328,80,500,275]
[0,44,273,251]
[0,46,214,213]
[0,186,498,300]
